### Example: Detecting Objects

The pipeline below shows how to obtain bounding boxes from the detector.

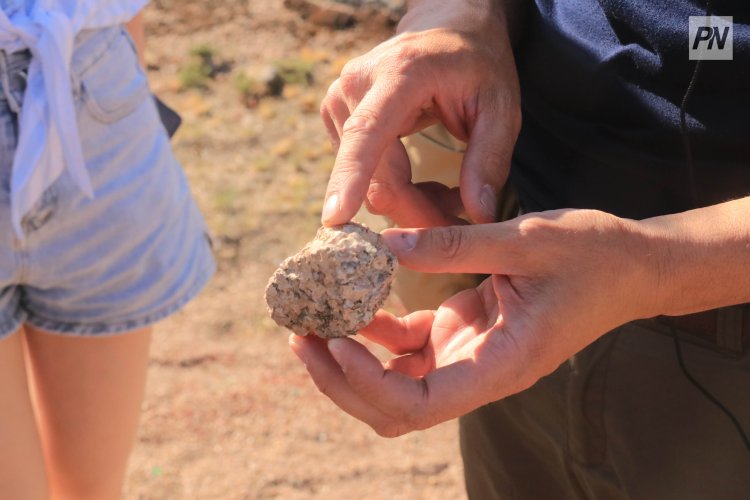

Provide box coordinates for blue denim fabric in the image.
[0,25,215,337]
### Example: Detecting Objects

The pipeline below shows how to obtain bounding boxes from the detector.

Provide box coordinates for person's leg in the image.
[0,329,49,499]
[459,358,583,500]
[24,325,151,500]
[459,331,627,500]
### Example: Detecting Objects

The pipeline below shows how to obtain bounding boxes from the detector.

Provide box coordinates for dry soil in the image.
[123,2,466,498]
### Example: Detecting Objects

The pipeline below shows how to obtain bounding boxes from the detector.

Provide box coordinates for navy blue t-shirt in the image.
[510,0,750,219]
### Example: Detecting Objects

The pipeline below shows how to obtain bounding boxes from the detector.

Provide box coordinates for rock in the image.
[260,66,285,97]
[265,222,397,338]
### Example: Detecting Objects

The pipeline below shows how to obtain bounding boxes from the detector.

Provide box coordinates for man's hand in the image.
[320,0,521,228]
[290,209,659,436]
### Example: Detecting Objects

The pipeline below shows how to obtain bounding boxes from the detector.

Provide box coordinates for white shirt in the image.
[0,0,147,237]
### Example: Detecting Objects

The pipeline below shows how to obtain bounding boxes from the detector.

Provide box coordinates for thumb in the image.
[459,100,519,224]
[381,223,520,275]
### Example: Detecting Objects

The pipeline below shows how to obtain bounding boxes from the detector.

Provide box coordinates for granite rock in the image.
[265,222,397,338]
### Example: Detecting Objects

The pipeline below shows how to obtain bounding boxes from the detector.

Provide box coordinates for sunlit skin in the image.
[292,0,750,437]
[0,15,152,500]
[319,0,521,228]
[125,13,145,65]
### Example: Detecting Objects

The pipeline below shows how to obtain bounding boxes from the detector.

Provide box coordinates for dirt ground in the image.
[123,1,467,498]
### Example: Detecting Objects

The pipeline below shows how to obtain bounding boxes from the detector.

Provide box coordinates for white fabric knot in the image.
[0,0,147,238]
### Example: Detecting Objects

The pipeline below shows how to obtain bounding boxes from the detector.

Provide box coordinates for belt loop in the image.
[716,305,743,354]
[0,49,22,115]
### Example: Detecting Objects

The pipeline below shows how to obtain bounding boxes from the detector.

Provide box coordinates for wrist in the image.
[621,218,673,319]
[605,215,672,322]
[628,212,715,318]
[633,205,748,318]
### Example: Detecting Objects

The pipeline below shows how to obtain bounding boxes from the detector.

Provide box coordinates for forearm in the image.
[636,196,750,317]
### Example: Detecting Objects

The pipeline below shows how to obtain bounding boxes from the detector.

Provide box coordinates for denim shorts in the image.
[0,26,215,337]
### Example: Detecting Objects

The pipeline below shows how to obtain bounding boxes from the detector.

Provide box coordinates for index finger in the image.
[321,79,429,226]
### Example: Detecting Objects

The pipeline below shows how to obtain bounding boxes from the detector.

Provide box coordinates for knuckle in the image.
[431,226,466,260]
[339,63,363,96]
[319,94,333,119]
[342,112,377,137]
[388,44,417,76]
[340,57,361,77]
[516,215,553,241]
[514,214,571,268]
[366,181,398,216]
[321,81,345,120]
[323,78,342,103]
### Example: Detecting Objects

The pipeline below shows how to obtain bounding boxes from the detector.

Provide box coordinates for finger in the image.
[326,80,351,135]
[327,337,435,431]
[365,142,461,228]
[381,282,498,377]
[288,334,393,428]
[325,86,458,229]
[415,183,465,218]
[328,334,502,432]
[322,79,429,226]
[432,285,498,350]
[460,99,519,224]
[359,309,435,355]
[321,107,340,152]
[339,54,437,137]
[385,349,435,378]
[380,223,522,275]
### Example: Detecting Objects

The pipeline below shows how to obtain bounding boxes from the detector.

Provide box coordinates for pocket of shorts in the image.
[77,29,150,124]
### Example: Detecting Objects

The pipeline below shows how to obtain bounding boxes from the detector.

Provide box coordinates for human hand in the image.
[290,209,659,436]
[320,0,521,228]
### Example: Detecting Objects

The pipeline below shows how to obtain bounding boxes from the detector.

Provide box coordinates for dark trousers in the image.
[460,320,750,499]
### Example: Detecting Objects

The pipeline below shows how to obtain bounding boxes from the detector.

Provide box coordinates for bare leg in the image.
[0,328,49,499]
[24,325,152,500]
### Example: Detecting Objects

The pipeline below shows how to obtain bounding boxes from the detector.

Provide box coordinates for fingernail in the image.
[480,184,497,221]
[289,334,307,364]
[322,193,339,224]
[382,230,417,253]
[327,338,346,371]
[327,338,344,355]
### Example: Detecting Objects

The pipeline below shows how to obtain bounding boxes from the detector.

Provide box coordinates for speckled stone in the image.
[265,222,398,338]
